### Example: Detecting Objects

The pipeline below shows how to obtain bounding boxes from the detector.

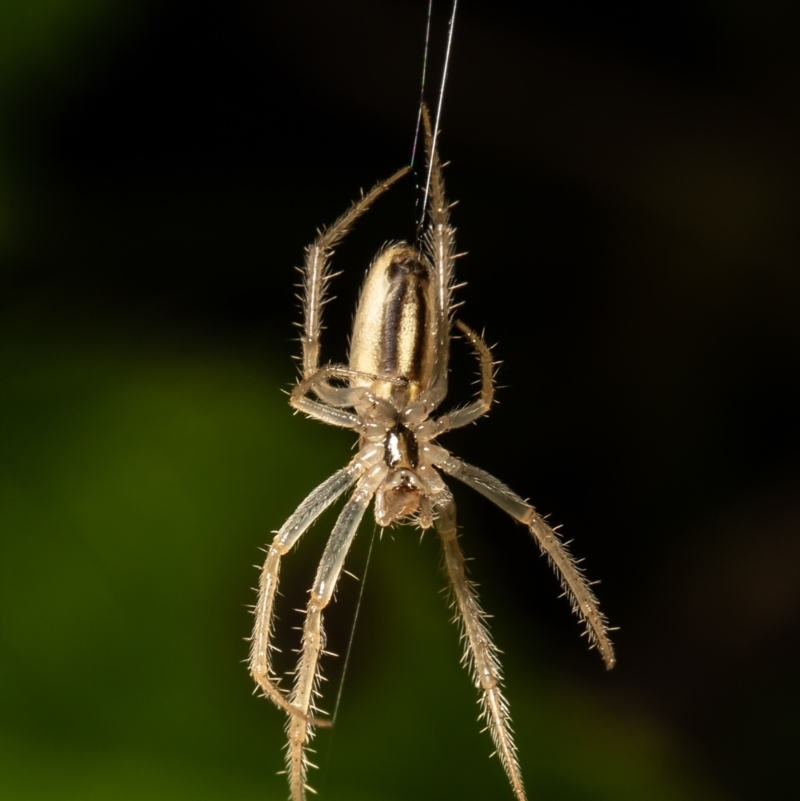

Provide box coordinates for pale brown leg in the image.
[249,455,371,726]
[435,452,616,669]
[301,167,409,379]
[286,469,385,800]
[436,499,527,801]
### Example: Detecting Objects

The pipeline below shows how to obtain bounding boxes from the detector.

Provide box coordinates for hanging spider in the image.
[249,106,615,801]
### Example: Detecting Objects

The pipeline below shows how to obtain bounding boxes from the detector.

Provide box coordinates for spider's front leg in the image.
[286,465,386,801]
[434,450,616,669]
[249,448,378,726]
[434,497,527,801]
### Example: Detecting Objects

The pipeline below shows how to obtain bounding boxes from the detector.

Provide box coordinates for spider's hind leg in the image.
[300,167,409,380]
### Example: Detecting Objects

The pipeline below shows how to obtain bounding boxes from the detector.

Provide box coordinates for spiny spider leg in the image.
[435,320,496,433]
[435,499,527,801]
[289,394,361,431]
[432,451,616,668]
[406,320,495,436]
[420,105,456,404]
[249,447,381,725]
[301,167,410,381]
[286,464,388,799]
[291,365,412,417]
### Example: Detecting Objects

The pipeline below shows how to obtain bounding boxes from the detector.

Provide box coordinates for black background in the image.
[2,2,799,800]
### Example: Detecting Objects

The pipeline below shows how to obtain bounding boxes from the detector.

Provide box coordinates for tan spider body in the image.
[249,108,615,801]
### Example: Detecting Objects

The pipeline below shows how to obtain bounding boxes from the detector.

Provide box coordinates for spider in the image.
[249,107,615,801]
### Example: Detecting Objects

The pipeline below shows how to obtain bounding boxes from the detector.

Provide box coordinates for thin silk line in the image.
[421,0,458,217]
[410,0,434,170]
[331,526,377,726]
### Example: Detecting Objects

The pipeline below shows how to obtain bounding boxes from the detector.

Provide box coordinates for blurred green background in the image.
[2,2,798,799]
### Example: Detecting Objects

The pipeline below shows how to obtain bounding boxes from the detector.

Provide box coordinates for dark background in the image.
[2,1,798,799]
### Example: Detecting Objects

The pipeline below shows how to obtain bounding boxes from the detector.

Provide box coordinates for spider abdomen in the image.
[349,243,437,402]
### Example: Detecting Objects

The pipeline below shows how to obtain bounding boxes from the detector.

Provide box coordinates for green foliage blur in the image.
[2,3,798,800]
[0,333,701,801]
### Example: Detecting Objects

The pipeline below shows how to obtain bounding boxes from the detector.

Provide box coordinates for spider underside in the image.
[249,108,615,801]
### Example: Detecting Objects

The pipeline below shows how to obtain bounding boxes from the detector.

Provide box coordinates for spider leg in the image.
[287,465,387,801]
[249,448,379,724]
[435,497,527,801]
[420,105,456,404]
[424,320,495,435]
[432,450,616,669]
[301,167,409,380]
[290,394,361,430]
[290,365,408,428]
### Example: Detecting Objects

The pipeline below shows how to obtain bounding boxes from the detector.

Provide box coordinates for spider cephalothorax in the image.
[249,107,615,801]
